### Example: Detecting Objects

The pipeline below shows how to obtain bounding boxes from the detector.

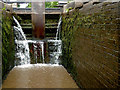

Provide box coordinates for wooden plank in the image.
[32,2,45,39]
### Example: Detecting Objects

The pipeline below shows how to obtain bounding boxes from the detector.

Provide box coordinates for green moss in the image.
[45,2,58,8]
[2,12,15,80]
[61,14,80,87]
[27,3,32,8]
[45,19,58,23]
[61,3,120,87]
[66,7,73,13]
[62,9,107,88]
[27,2,59,8]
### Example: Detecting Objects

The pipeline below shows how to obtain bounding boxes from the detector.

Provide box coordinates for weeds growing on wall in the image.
[2,12,15,80]
[62,2,120,87]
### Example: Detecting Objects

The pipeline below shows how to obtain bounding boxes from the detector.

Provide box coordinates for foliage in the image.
[45,19,58,23]
[17,4,20,7]
[45,2,58,8]
[67,0,74,3]
[27,2,58,8]
[2,4,6,11]
[62,12,79,87]
[65,7,73,13]
[2,12,15,80]
[2,8,6,11]
[61,6,118,87]
[27,3,31,8]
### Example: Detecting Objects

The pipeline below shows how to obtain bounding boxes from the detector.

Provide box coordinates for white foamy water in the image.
[47,16,62,64]
[13,17,45,65]
[13,16,30,65]
[15,63,61,68]
[56,16,62,40]
[13,16,62,65]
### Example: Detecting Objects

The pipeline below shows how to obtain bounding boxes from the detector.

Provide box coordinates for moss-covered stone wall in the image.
[62,2,120,88]
[2,11,15,80]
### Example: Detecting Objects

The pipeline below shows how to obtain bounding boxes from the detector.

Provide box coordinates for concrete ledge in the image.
[75,2,83,9]
[62,0,120,14]
[2,64,78,88]
[63,1,75,13]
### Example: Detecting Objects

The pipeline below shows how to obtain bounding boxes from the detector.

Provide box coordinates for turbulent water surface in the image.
[13,16,62,65]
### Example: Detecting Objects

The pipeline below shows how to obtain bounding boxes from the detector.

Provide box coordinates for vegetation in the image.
[45,2,58,8]
[27,2,58,8]
[27,3,31,8]
[61,10,79,87]
[65,7,73,13]
[2,12,15,80]
[45,19,58,23]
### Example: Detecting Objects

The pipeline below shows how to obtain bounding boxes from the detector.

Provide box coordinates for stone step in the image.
[21,24,32,26]
[58,1,68,5]
[45,23,58,26]
[45,28,57,34]
[25,34,32,37]
[22,27,32,34]
[22,27,57,35]
[45,14,60,19]
[45,37,56,39]
[21,23,58,26]
[21,26,32,29]
[45,33,56,37]
[54,5,64,7]
[46,26,57,28]
[26,37,33,40]
[22,27,57,29]
[21,24,58,28]
[25,34,32,40]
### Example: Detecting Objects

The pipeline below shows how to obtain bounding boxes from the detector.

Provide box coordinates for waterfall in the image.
[13,16,62,65]
[13,16,26,40]
[48,16,62,64]
[27,40,45,63]
[13,17,45,65]
[48,40,62,64]
[13,16,30,65]
[56,16,62,40]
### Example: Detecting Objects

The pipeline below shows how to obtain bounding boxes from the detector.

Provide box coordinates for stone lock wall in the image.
[2,10,15,80]
[62,1,120,88]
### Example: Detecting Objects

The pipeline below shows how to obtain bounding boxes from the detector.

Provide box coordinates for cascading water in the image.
[13,16,30,65]
[56,16,62,40]
[27,40,45,63]
[13,16,62,65]
[13,17,45,65]
[48,16,62,64]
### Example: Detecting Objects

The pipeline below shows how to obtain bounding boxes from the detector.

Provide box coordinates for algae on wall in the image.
[61,9,80,87]
[2,12,15,80]
[62,2,120,88]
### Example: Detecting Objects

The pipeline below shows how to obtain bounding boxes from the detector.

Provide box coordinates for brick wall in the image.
[62,2,120,88]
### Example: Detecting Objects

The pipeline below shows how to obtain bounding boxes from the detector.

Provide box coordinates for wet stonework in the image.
[2,64,78,88]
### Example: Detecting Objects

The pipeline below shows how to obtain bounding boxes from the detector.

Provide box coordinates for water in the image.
[13,16,30,65]
[13,17,44,65]
[56,16,62,40]
[2,64,78,88]
[16,40,45,64]
[13,16,62,65]
[48,16,62,64]
[28,40,44,63]
[2,17,79,88]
